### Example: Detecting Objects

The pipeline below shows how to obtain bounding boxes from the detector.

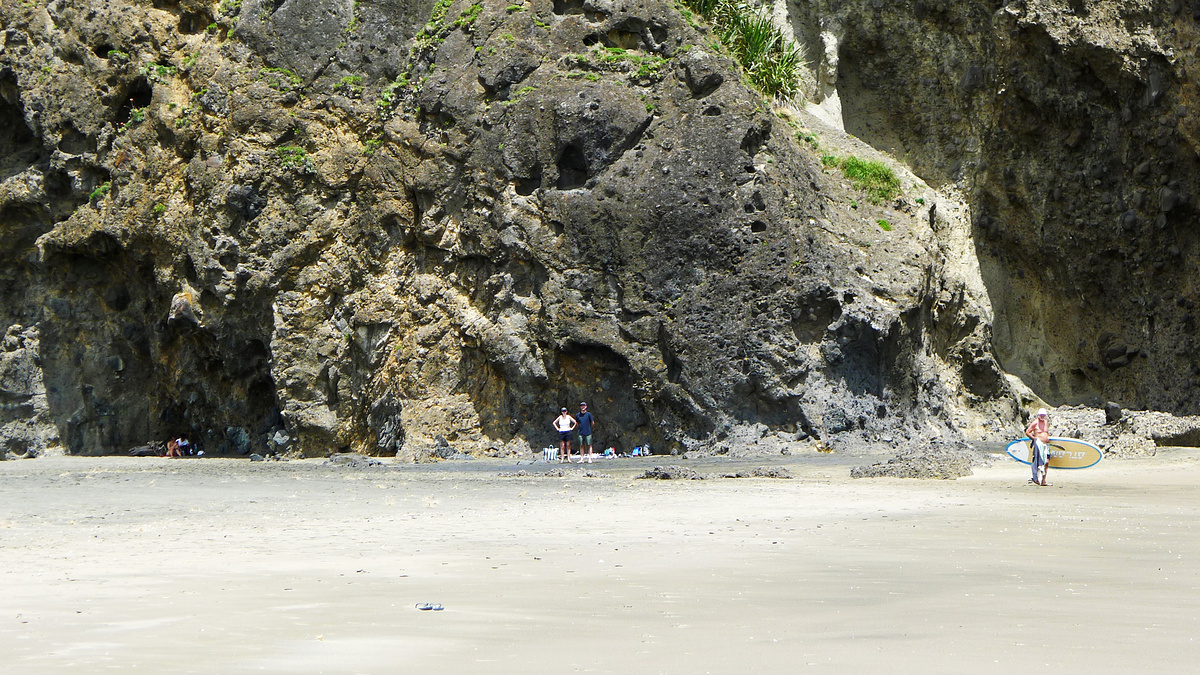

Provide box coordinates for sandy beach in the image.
[3,450,1200,674]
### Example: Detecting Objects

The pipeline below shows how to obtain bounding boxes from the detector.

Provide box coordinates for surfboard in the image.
[1005,437,1103,469]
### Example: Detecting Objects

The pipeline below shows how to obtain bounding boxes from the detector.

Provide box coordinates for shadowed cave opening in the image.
[556,143,589,189]
[464,343,656,454]
[114,77,154,125]
[0,71,45,181]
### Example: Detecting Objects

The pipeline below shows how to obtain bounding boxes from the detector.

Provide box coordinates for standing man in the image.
[554,407,577,463]
[1025,408,1051,486]
[576,402,596,464]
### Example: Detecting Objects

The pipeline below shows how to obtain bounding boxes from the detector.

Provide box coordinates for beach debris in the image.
[249,453,264,461]
[850,440,986,480]
[714,467,792,479]
[324,453,385,468]
[498,468,611,478]
[128,442,165,457]
[636,465,791,480]
[415,603,444,611]
[636,465,706,480]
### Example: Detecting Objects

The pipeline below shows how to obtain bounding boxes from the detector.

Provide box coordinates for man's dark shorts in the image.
[579,434,593,446]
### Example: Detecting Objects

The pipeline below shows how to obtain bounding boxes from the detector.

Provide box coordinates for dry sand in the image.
[3,449,1200,674]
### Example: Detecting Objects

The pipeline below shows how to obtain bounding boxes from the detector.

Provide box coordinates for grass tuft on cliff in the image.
[680,0,801,99]
[821,155,901,204]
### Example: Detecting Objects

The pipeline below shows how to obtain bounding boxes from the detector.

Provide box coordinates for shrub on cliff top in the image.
[680,0,801,99]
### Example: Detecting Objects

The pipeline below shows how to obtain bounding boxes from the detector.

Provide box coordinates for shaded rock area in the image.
[787,0,1200,415]
[0,325,57,458]
[850,440,990,480]
[0,0,1025,459]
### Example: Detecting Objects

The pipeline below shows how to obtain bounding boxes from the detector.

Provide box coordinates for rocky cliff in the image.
[10,0,1174,460]
[787,0,1200,414]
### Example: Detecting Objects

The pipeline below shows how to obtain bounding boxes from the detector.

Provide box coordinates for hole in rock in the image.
[114,77,153,125]
[178,11,213,34]
[702,105,722,116]
[750,220,767,233]
[553,0,585,15]
[58,123,96,155]
[556,143,589,189]
[740,121,770,157]
[605,30,641,50]
[515,164,542,196]
[61,48,85,67]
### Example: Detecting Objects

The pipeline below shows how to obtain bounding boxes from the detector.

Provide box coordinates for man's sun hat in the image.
[1037,408,1048,416]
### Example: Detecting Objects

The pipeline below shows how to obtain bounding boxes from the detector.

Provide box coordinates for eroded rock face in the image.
[788,0,1200,413]
[0,0,1014,457]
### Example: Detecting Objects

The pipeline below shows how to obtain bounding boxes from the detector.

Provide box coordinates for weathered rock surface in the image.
[0,0,1072,459]
[1046,405,1200,457]
[787,0,1200,414]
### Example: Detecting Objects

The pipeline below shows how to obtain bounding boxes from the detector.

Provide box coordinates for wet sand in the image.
[3,450,1200,673]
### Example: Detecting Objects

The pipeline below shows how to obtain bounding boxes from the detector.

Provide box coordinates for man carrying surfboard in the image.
[1024,408,1052,486]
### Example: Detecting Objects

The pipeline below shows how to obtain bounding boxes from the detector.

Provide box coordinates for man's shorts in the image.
[558,430,572,442]
[579,434,593,446]
[1032,439,1050,465]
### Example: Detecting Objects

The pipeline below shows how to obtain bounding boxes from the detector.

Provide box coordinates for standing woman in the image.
[1025,408,1052,486]
[554,407,577,463]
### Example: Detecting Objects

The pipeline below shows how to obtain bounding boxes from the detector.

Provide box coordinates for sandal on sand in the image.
[415,603,444,611]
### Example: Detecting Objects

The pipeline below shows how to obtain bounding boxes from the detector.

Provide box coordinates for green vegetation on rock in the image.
[336,75,363,96]
[455,3,483,28]
[276,145,314,173]
[566,47,669,85]
[259,67,302,90]
[680,0,801,98]
[140,63,176,83]
[88,182,111,201]
[376,74,410,113]
[821,155,901,204]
